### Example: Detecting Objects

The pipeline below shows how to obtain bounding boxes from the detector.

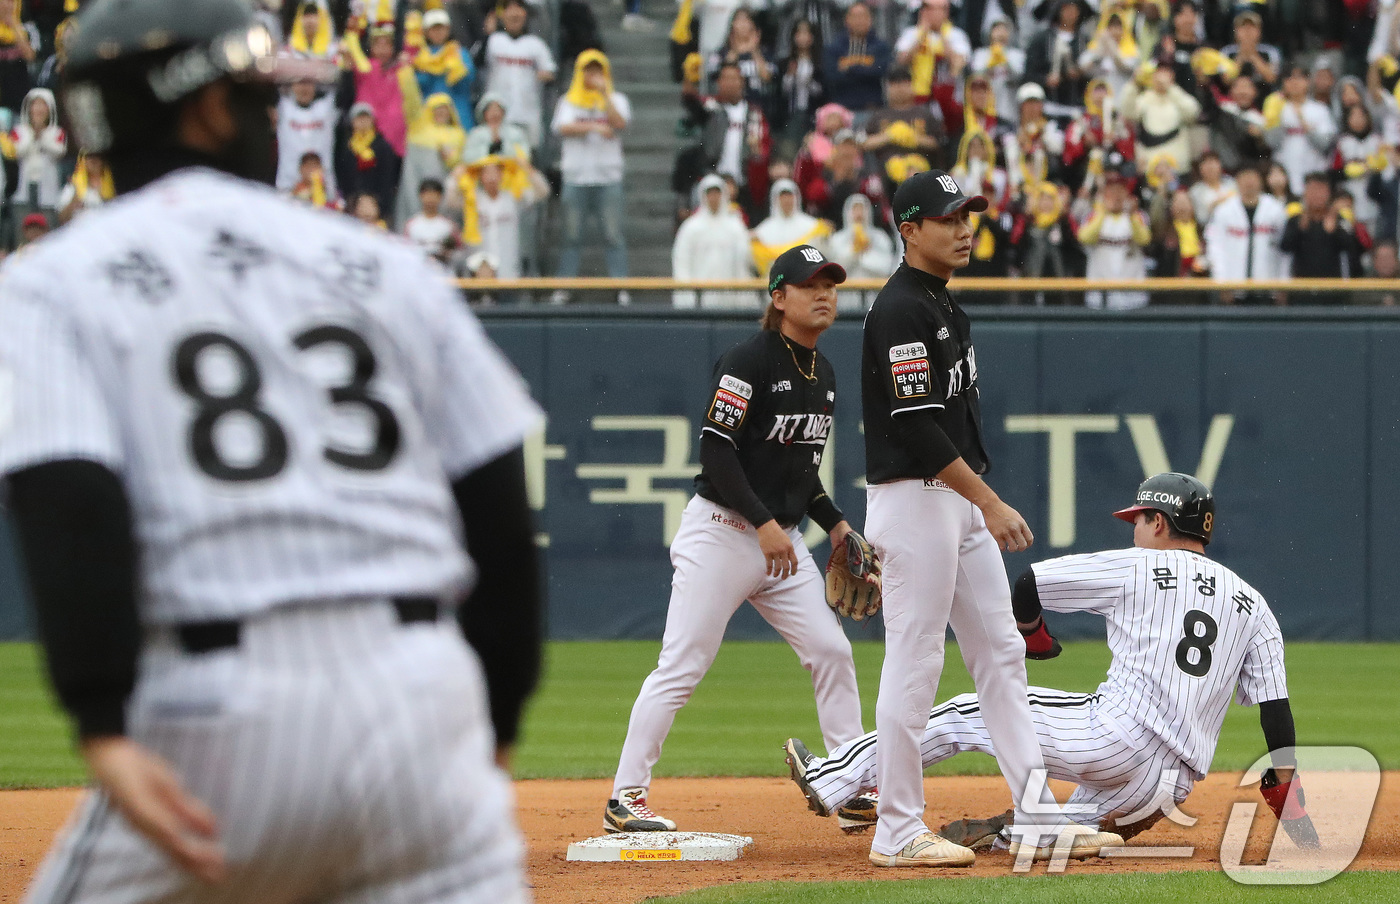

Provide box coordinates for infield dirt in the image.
[3,773,1397,903]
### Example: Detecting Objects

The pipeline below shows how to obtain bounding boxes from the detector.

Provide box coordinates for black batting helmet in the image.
[1112,472,1215,544]
[63,0,333,178]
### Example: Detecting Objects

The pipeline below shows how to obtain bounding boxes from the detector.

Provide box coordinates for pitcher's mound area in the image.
[3,774,1396,904]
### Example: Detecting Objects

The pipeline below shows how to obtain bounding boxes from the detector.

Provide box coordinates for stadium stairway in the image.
[554,0,681,280]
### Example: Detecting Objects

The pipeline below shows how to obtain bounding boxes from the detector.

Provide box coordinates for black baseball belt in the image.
[174,596,442,655]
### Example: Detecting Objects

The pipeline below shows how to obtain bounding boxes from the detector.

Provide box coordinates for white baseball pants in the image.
[805,687,1196,832]
[613,495,864,797]
[866,479,1065,854]
[25,600,528,904]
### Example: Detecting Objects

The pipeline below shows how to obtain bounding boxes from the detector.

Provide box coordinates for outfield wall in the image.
[1,307,1397,642]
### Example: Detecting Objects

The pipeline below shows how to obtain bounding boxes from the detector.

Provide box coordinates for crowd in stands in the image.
[5,0,1400,306]
[669,0,1400,306]
[0,0,631,302]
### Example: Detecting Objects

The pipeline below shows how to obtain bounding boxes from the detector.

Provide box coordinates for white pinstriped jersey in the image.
[1033,548,1288,777]
[0,168,541,624]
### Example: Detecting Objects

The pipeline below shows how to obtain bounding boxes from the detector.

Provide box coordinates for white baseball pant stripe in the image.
[866,480,1064,854]
[25,600,528,904]
[613,495,863,797]
[805,687,1195,831]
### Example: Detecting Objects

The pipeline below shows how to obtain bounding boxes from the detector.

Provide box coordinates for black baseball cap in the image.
[893,170,989,224]
[768,244,847,292]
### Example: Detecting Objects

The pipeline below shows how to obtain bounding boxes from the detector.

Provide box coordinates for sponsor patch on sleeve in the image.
[708,374,752,429]
[891,358,931,399]
[718,374,753,399]
[889,341,928,362]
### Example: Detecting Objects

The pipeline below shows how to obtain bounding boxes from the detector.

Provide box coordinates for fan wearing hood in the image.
[413,6,474,129]
[10,87,65,214]
[1077,8,1138,97]
[552,50,632,280]
[751,179,831,275]
[465,93,533,163]
[1332,101,1384,233]
[395,92,467,229]
[276,78,340,196]
[672,173,758,309]
[285,1,340,61]
[344,19,419,156]
[448,153,548,282]
[829,192,895,305]
[336,102,401,225]
[1062,79,1135,192]
[951,129,1009,210]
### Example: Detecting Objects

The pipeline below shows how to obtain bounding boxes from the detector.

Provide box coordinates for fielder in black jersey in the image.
[694,329,839,536]
[858,171,1119,867]
[607,245,871,834]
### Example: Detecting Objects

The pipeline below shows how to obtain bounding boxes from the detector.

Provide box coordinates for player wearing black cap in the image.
[606,244,874,834]
[859,170,1122,867]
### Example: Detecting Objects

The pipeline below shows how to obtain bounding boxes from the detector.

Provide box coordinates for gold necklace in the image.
[782,334,819,383]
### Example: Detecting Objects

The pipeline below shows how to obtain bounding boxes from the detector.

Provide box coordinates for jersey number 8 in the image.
[1174,609,1218,678]
[173,327,401,482]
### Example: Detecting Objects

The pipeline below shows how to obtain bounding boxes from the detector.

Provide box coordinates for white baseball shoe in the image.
[1007,823,1124,860]
[604,787,678,833]
[868,831,976,868]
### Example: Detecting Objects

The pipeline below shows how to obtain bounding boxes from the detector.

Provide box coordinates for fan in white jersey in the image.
[5,3,544,903]
[481,0,557,147]
[784,473,1316,850]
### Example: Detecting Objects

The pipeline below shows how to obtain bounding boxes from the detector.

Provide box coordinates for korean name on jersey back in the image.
[0,168,544,621]
[708,374,753,429]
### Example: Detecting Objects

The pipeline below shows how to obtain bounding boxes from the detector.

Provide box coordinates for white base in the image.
[566,832,754,862]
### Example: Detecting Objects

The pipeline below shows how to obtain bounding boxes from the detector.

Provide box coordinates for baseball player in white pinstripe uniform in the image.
[4,3,544,903]
[785,474,1308,850]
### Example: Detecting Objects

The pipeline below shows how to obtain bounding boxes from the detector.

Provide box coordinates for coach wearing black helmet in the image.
[859,170,1121,867]
[10,1,543,901]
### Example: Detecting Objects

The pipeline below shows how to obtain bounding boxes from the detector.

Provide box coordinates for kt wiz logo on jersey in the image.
[765,413,834,445]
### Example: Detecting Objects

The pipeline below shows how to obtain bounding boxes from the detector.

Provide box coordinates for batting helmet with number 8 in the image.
[1113,472,1215,544]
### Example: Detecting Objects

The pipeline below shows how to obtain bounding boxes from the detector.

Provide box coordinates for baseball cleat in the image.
[782,738,830,817]
[938,808,1013,850]
[1006,823,1124,861]
[604,788,677,834]
[868,831,975,868]
[837,790,878,833]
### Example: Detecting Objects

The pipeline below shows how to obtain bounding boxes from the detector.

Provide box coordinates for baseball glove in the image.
[825,531,882,620]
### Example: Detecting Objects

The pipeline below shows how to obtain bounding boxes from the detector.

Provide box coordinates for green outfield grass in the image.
[511,640,1400,781]
[1,640,1397,787]
[646,871,1400,903]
